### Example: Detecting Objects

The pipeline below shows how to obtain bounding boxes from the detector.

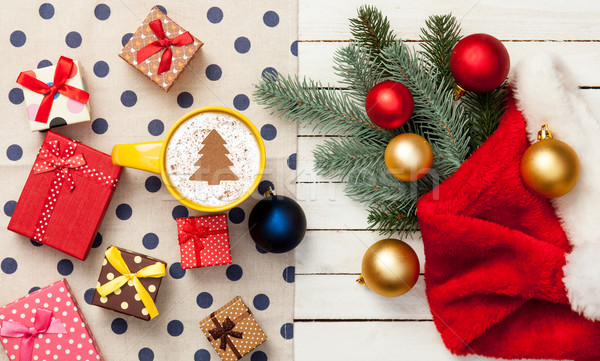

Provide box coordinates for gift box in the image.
[7,131,121,261]
[0,279,103,361]
[119,6,204,92]
[200,297,267,361]
[16,56,91,132]
[92,246,166,321]
[176,214,231,269]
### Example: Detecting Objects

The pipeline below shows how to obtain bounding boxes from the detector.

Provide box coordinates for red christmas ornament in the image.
[365,80,414,129]
[450,33,510,98]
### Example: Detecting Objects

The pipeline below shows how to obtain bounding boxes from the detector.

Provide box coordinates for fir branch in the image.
[419,14,462,88]
[333,43,381,104]
[367,204,419,237]
[462,83,507,152]
[349,5,396,65]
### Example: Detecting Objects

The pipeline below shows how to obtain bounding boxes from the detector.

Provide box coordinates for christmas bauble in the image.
[450,33,510,96]
[248,189,307,253]
[365,80,414,129]
[384,133,433,181]
[520,125,580,198]
[357,239,420,297]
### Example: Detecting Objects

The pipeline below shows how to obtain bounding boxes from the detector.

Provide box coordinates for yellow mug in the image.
[112,106,266,212]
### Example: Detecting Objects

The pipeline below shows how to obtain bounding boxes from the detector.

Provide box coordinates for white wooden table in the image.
[293,1,600,359]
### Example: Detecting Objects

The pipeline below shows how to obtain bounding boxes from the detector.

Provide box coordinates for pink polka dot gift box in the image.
[0,279,103,361]
[176,214,232,269]
[16,56,91,132]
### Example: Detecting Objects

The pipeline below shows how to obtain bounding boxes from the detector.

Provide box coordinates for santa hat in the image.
[417,53,600,360]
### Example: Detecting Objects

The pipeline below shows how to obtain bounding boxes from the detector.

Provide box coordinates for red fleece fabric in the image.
[417,94,600,360]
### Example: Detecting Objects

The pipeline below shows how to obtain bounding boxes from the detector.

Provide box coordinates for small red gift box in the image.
[176,214,231,269]
[7,131,121,260]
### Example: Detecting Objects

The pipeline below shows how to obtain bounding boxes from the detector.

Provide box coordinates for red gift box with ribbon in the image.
[176,214,231,269]
[7,131,121,261]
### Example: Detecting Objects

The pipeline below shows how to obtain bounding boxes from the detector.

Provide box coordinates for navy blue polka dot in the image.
[37,59,53,68]
[145,176,161,193]
[84,288,95,305]
[251,351,267,361]
[257,180,274,195]
[207,7,223,24]
[1,258,17,274]
[263,11,280,27]
[155,5,167,15]
[261,124,277,141]
[9,88,24,105]
[93,61,110,78]
[287,153,297,170]
[93,233,103,248]
[172,205,188,219]
[65,31,82,48]
[122,33,133,47]
[234,37,251,54]
[291,41,298,56]
[116,203,132,220]
[226,264,243,281]
[6,144,23,161]
[196,292,213,309]
[111,318,128,335]
[253,294,270,311]
[138,348,154,361]
[10,31,26,47]
[262,67,278,82]
[121,90,137,107]
[256,245,267,254]
[30,239,43,247]
[233,94,249,111]
[228,207,245,224]
[280,323,293,339]
[28,287,41,294]
[148,119,164,136]
[167,320,184,336]
[194,349,211,361]
[142,233,159,250]
[205,64,222,81]
[4,200,17,217]
[283,266,295,283]
[57,259,74,276]
[169,263,186,279]
[177,92,194,108]
[94,4,111,20]
[39,3,54,19]
[92,118,108,134]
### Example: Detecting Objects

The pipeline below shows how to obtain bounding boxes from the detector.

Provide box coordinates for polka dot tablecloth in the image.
[0,1,297,361]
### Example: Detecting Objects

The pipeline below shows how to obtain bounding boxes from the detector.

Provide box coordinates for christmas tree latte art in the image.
[165,112,261,207]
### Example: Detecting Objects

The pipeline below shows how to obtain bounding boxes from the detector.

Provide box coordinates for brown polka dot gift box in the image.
[200,296,267,361]
[92,246,166,321]
[176,214,232,269]
[119,6,204,92]
[7,131,122,261]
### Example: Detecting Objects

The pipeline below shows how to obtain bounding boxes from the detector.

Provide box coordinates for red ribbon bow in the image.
[33,140,86,191]
[16,56,89,124]
[136,19,194,74]
[208,317,243,351]
[0,308,67,361]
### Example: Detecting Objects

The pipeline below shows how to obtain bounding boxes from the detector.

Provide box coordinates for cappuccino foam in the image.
[165,111,261,207]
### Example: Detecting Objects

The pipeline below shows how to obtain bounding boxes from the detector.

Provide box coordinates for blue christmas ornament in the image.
[248,187,306,253]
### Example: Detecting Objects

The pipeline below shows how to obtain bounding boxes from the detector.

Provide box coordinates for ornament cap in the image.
[452,84,467,101]
[264,186,276,197]
[356,275,366,286]
[538,124,553,140]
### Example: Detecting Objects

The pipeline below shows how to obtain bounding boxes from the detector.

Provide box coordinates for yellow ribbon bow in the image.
[96,246,166,319]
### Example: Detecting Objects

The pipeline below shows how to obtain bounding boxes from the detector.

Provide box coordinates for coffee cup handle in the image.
[112,141,163,174]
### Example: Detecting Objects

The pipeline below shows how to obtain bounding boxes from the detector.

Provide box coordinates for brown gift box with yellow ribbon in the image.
[200,297,267,360]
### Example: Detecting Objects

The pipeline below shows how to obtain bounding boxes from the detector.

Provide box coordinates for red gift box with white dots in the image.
[7,131,121,261]
[176,214,232,269]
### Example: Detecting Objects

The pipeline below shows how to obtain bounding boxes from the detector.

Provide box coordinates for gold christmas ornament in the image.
[384,133,433,181]
[520,124,580,198]
[356,238,420,297]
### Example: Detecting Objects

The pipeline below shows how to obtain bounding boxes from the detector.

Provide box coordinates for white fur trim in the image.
[512,53,600,321]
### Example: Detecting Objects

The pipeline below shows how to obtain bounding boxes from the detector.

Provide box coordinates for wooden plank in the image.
[296,230,424,274]
[295,275,430,320]
[298,0,600,41]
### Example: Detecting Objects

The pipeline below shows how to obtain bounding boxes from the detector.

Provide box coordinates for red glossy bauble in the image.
[365,80,414,129]
[450,33,510,93]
